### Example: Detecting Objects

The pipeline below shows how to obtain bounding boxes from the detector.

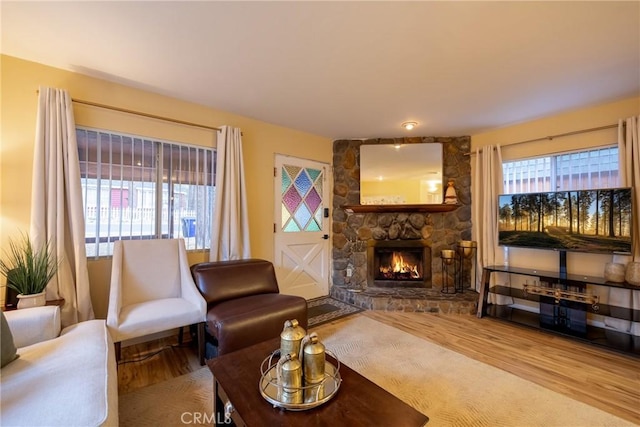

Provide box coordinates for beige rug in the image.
[120,315,636,427]
[316,316,636,427]
[119,368,213,427]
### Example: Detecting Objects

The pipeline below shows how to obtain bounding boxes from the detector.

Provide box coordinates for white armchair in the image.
[107,238,207,365]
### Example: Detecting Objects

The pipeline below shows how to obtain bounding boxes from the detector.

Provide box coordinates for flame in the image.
[379,252,420,279]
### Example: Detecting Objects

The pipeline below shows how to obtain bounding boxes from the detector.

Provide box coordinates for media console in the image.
[477,265,640,356]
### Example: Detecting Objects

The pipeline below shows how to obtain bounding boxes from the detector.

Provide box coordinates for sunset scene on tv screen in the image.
[498,188,633,254]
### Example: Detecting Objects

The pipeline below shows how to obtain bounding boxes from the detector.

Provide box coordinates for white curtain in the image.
[472,145,503,287]
[606,116,640,336]
[618,116,640,261]
[210,126,251,261]
[31,87,94,327]
[472,144,513,303]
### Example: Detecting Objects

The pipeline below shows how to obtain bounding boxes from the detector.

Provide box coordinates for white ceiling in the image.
[2,1,639,140]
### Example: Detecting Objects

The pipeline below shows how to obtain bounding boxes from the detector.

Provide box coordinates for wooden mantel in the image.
[342,204,460,213]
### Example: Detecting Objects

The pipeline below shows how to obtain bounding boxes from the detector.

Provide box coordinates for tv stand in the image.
[477,265,639,356]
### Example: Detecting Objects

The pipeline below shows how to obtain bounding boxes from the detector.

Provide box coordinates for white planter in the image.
[16,291,47,309]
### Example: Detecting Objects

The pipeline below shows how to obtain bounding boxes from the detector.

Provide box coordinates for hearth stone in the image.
[331,285,478,315]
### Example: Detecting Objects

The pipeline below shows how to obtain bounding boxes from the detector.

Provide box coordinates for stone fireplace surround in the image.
[330,137,476,313]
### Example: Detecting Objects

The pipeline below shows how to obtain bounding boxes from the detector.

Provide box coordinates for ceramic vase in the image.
[16,291,47,309]
[626,262,640,286]
[604,262,626,283]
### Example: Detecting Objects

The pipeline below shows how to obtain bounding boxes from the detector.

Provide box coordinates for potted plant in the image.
[0,233,58,309]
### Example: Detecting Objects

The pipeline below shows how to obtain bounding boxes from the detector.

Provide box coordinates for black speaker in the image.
[5,285,19,309]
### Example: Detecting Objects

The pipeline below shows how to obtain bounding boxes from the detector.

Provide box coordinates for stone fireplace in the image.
[367,240,431,288]
[331,137,472,293]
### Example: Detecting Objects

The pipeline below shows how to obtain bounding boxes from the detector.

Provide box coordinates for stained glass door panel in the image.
[281,165,324,232]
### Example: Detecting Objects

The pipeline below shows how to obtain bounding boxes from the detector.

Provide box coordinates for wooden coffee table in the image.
[207,337,429,426]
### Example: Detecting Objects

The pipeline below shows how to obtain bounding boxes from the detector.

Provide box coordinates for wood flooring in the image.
[117,333,202,395]
[118,312,640,425]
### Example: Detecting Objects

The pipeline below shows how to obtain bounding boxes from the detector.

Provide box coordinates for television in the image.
[498,187,633,255]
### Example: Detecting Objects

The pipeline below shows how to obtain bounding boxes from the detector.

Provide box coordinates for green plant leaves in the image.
[0,233,59,295]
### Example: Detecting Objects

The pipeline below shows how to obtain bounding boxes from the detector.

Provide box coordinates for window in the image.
[502,146,619,193]
[77,128,216,257]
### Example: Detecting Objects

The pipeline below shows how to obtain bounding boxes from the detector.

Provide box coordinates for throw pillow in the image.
[1,310,19,368]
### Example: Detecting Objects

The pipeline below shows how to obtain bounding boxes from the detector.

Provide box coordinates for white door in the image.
[274,155,330,299]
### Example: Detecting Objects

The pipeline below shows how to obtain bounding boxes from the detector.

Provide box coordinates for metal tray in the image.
[259,349,341,411]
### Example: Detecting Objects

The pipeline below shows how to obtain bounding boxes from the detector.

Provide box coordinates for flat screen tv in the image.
[498,187,633,255]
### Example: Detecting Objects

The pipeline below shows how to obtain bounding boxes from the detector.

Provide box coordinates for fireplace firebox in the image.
[367,240,431,288]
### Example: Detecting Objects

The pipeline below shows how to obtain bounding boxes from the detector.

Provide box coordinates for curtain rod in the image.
[72,98,221,132]
[465,123,618,155]
[37,91,221,132]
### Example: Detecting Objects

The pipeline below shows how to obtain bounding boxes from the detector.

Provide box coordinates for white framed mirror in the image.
[360,143,443,205]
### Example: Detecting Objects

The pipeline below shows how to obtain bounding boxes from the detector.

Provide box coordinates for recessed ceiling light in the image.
[401,121,418,130]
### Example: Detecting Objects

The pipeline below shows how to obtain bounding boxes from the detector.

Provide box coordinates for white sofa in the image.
[1,306,118,426]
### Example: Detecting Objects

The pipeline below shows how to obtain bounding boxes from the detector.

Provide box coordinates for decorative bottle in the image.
[302,332,326,403]
[277,353,303,404]
[280,319,306,360]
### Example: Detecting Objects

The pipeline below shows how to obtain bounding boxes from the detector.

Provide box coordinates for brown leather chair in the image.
[190,259,308,357]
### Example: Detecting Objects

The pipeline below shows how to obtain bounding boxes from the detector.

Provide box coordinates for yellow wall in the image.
[472,97,639,160]
[471,96,640,276]
[0,55,332,317]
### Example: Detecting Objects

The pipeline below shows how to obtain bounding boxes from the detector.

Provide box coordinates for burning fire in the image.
[379,252,420,279]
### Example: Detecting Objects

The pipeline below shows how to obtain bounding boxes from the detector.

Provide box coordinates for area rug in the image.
[119,369,213,427]
[314,316,635,427]
[307,296,362,327]
[119,315,635,427]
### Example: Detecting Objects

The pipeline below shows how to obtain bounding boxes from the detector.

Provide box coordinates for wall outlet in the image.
[346,267,353,277]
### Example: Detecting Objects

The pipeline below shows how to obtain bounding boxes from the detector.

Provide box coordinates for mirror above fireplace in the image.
[360,143,442,205]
